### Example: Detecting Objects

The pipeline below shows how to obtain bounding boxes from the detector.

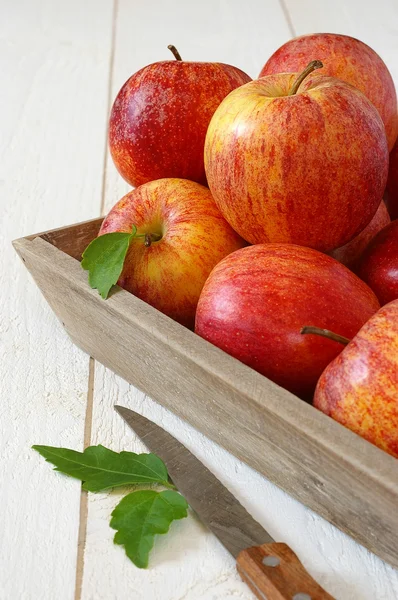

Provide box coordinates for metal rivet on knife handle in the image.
[262,556,280,567]
[236,542,334,600]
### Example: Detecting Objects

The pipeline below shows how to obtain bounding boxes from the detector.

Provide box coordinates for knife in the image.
[115,405,334,600]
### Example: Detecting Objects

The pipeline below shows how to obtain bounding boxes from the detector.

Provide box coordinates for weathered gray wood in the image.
[13,231,398,570]
[26,217,103,259]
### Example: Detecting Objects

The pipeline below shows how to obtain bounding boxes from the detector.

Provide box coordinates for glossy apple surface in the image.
[99,178,246,328]
[386,140,398,220]
[357,220,398,305]
[204,71,388,251]
[260,33,398,150]
[330,200,390,270]
[108,53,251,187]
[314,300,398,458]
[195,244,380,399]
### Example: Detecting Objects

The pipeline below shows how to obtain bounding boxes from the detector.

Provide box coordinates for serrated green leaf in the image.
[110,490,188,568]
[81,230,135,299]
[32,444,170,492]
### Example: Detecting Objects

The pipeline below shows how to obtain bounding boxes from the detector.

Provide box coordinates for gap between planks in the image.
[74,357,96,600]
[100,0,119,217]
[278,0,296,37]
[75,1,118,596]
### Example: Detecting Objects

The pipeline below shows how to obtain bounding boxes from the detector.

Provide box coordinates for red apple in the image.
[314,301,398,458]
[357,220,398,305]
[195,244,380,399]
[204,64,389,251]
[99,178,246,328]
[385,140,398,220]
[329,200,390,270]
[108,46,251,187]
[260,33,398,151]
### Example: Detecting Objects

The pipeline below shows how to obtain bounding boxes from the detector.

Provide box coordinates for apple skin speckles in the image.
[204,73,389,252]
[357,220,398,305]
[108,60,251,188]
[330,200,390,270]
[260,33,398,150]
[99,178,246,329]
[314,300,398,458]
[195,244,380,400]
[386,140,398,220]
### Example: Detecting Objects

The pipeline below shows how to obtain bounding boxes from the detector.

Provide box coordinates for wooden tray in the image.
[13,218,398,569]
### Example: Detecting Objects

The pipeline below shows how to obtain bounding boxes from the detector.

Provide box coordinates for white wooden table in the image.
[2,1,398,598]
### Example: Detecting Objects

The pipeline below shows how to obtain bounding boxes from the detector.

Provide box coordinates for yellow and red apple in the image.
[99,178,246,328]
[204,66,389,251]
[260,33,398,150]
[314,300,398,458]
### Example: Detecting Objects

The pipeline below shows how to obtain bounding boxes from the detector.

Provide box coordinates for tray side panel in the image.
[14,235,398,570]
[25,217,103,260]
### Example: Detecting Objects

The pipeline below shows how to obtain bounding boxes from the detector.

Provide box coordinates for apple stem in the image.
[167,45,182,61]
[288,60,323,96]
[144,232,162,247]
[300,326,350,345]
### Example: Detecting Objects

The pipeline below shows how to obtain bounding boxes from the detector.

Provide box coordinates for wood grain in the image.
[237,543,334,599]
[13,234,398,576]
[74,357,95,600]
[0,1,113,599]
[5,2,398,599]
[27,218,103,260]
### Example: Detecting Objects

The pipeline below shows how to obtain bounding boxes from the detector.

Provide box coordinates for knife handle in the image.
[236,542,334,600]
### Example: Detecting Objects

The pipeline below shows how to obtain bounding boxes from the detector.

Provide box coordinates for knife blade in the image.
[115,405,334,600]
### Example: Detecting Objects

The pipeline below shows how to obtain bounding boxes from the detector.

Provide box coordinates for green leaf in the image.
[81,226,137,299]
[110,490,188,568]
[32,444,170,492]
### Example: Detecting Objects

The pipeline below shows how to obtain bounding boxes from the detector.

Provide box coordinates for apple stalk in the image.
[144,232,162,247]
[167,45,182,61]
[129,225,162,247]
[300,326,350,345]
[288,60,323,96]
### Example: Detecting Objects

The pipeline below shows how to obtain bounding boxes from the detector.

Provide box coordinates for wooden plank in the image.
[83,368,254,600]
[36,218,103,260]
[85,1,305,598]
[84,1,398,598]
[282,0,398,85]
[1,1,113,599]
[13,236,398,587]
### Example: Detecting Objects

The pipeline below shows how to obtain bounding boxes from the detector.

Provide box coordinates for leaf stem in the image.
[162,480,177,490]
